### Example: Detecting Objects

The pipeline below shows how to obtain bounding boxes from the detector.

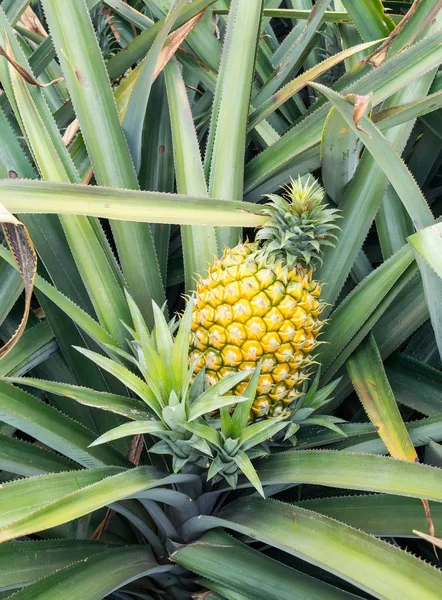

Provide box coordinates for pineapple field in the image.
[0,0,442,598]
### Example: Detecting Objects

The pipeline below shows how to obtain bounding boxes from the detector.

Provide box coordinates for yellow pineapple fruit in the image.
[189,176,339,420]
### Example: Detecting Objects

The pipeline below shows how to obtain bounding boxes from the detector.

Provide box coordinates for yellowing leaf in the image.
[347,334,417,462]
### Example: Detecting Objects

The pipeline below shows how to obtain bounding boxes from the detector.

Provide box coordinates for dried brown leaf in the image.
[364,0,439,67]
[20,6,47,38]
[153,11,206,81]
[1,32,62,88]
[0,202,37,359]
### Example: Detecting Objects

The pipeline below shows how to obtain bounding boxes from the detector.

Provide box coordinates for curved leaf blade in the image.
[4,376,152,421]
[183,497,442,600]
[0,178,267,228]
[298,494,442,537]
[5,545,159,599]
[0,539,113,590]
[255,450,442,501]
[0,380,129,468]
[0,466,190,542]
[90,420,166,447]
[174,530,360,600]
[0,434,75,477]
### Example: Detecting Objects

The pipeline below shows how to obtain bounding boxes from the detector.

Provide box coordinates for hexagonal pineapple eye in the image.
[226,322,247,345]
[245,317,266,340]
[250,291,271,316]
[221,345,243,367]
[232,299,253,323]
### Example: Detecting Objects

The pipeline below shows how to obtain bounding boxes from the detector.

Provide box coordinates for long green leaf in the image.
[0,539,113,591]
[174,530,360,600]
[201,7,402,24]
[312,81,442,359]
[0,434,75,477]
[4,545,160,599]
[254,0,332,106]
[0,14,132,348]
[373,277,428,359]
[255,450,442,500]
[0,380,128,468]
[122,0,187,173]
[188,395,247,422]
[206,0,263,249]
[107,0,217,80]
[317,107,435,306]
[319,245,415,376]
[0,244,116,348]
[0,104,91,311]
[189,497,442,600]
[340,0,395,41]
[327,415,442,454]
[296,415,442,452]
[244,27,442,197]
[233,450,264,497]
[248,39,380,131]
[75,347,162,417]
[386,354,442,416]
[317,3,442,304]
[0,466,190,542]
[0,467,124,529]
[298,494,442,537]
[311,82,433,228]
[0,179,267,227]
[4,376,151,421]
[42,0,166,326]
[374,90,442,131]
[104,0,153,29]
[139,73,173,282]
[0,321,56,377]
[165,58,218,290]
[90,421,167,447]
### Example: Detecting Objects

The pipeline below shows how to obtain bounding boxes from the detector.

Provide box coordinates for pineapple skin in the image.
[190,242,324,420]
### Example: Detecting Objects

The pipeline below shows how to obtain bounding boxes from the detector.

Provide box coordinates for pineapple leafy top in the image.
[256,175,340,269]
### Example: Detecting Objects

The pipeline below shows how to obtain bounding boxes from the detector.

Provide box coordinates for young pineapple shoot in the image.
[190,176,339,421]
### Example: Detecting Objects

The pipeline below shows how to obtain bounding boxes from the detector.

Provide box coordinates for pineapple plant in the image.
[9,292,341,493]
[0,1,441,599]
[190,176,339,420]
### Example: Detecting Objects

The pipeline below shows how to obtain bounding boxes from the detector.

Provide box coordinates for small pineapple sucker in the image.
[189,176,339,420]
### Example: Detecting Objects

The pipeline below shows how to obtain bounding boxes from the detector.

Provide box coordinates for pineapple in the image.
[190,176,339,420]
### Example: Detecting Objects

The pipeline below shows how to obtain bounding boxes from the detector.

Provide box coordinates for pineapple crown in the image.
[256,175,340,268]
